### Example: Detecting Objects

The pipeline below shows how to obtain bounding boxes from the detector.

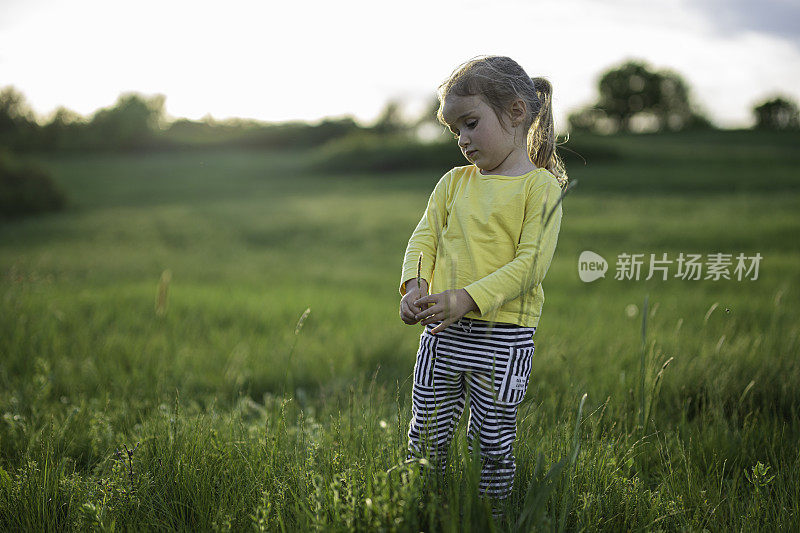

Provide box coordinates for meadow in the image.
[1,130,799,531]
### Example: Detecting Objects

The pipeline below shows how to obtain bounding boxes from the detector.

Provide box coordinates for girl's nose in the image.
[458,134,469,148]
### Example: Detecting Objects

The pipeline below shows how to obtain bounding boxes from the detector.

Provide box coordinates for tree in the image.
[87,93,166,149]
[567,106,614,135]
[411,95,451,142]
[590,60,710,133]
[40,107,84,150]
[0,86,38,149]
[372,100,406,135]
[752,96,799,130]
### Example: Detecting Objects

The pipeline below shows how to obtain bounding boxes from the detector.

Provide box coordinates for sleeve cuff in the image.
[463,283,498,317]
[399,278,412,296]
[399,273,431,296]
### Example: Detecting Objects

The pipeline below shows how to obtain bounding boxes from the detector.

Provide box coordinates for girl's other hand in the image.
[400,279,429,325]
[414,289,479,334]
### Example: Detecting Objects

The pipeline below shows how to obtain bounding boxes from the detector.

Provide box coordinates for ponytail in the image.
[529,77,568,190]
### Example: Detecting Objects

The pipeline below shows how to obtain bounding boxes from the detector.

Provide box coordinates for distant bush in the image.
[0,150,66,218]
[311,134,464,174]
[162,116,364,150]
[311,133,619,174]
[557,134,620,165]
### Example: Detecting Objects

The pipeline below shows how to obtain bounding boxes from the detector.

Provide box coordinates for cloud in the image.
[691,0,800,46]
[1,0,799,127]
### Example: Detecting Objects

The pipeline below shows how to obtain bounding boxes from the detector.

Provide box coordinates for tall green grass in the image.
[1,131,799,530]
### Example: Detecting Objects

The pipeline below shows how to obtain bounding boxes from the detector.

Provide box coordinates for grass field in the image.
[1,130,799,531]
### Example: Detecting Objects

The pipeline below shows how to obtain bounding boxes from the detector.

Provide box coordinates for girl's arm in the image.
[398,172,450,295]
[463,180,563,317]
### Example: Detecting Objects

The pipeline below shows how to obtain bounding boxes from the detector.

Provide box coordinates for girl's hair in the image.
[437,56,568,189]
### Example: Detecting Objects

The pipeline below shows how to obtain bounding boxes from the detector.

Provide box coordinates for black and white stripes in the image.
[413,333,437,388]
[407,317,536,499]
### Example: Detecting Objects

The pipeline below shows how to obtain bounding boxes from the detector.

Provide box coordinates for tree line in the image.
[0,89,365,153]
[1,59,798,155]
[2,59,798,219]
[567,60,798,134]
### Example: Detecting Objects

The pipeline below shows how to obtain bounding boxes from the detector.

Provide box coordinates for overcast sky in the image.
[1,0,799,129]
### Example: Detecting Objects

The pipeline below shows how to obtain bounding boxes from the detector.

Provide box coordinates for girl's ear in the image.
[509,98,527,126]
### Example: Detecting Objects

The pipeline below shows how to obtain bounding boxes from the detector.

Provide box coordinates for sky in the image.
[1,0,799,129]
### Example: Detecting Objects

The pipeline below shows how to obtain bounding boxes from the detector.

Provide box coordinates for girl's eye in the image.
[465,120,477,129]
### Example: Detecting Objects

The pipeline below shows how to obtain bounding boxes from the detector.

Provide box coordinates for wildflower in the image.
[295,307,311,335]
[155,269,172,317]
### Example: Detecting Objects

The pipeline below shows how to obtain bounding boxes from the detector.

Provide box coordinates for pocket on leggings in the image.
[498,345,534,404]
[413,332,437,387]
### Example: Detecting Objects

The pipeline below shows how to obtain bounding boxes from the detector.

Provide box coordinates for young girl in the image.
[398,56,567,505]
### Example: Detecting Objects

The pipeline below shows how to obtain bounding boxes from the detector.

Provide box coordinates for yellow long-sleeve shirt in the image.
[399,165,563,328]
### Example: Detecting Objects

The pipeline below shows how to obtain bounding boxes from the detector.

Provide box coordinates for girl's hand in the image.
[414,289,479,334]
[400,279,429,325]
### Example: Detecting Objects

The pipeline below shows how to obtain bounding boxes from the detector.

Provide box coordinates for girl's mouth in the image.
[466,150,477,159]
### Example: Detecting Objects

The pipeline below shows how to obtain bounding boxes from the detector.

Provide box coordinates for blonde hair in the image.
[437,56,568,189]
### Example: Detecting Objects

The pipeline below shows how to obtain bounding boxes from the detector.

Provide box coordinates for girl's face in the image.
[441,94,524,175]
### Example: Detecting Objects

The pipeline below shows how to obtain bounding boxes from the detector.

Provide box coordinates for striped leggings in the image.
[407,317,536,499]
